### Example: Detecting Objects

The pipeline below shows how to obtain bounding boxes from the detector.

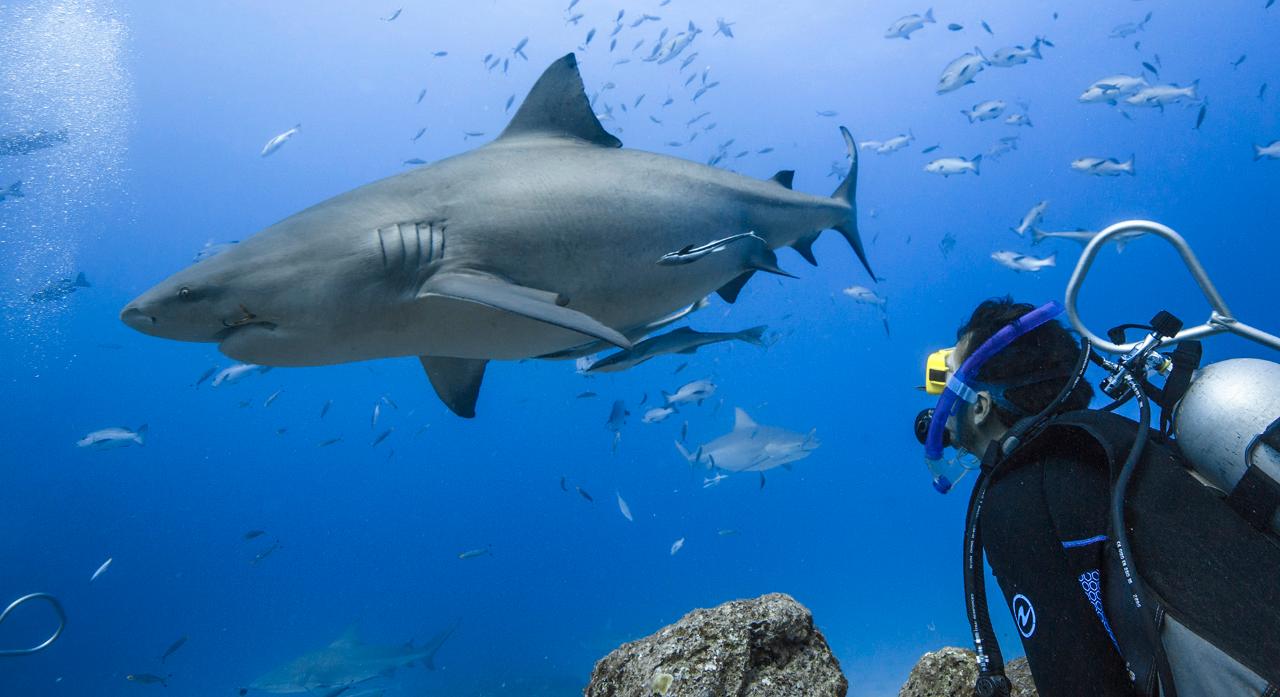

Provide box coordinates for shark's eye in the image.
[178,287,192,300]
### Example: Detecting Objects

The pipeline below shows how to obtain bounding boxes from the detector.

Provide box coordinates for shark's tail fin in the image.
[1030,37,1044,59]
[735,325,768,347]
[136,424,148,447]
[970,154,983,175]
[1125,154,1136,175]
[924,8,935,23]
[422,618,461,671]
[7,181,23,197]
[74,272,90,288]
[831,126,873,279]
[1256,144,1265,162]
[1030,227,1047,245]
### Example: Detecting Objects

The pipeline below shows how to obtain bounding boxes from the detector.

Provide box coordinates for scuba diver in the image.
[914,222,1280,697]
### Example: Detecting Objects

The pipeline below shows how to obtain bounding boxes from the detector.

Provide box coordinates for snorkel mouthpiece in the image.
[920,301,1066,494]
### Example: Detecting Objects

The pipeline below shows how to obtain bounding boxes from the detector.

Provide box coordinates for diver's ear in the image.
[971,392,995,426]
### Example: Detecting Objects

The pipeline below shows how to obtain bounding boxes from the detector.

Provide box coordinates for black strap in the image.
[1263,417,1280,452]
[1227,465,1280,533]
[1230,418,1280,532]
[1158,341,1202,436]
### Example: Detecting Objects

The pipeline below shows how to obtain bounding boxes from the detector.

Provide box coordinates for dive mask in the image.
[916,301,1066,494]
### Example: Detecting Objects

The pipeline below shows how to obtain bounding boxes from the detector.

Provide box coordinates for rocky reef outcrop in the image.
[898,646,1037,697]
[584,592,847,697]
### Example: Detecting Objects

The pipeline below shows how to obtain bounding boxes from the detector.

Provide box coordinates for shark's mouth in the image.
[215,318,277,343]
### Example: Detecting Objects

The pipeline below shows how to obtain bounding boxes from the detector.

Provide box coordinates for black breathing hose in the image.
[963,339,1094,697]
[1109,376,1179,697]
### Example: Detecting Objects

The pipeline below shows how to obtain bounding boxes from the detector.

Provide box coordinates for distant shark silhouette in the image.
[121,53,868,417]
[676,408,820,473]
[0,129,68,156]
[247,621,458,694]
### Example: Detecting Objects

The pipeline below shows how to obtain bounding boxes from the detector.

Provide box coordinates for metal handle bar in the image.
[0,593,66,656]
[1065,220,1280,355]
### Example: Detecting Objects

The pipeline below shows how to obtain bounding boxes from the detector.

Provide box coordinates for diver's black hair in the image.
[957,296,1094,426]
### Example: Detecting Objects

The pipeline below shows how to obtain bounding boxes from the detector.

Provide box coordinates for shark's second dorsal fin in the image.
[498,53,622,148]
[733,408,758,431]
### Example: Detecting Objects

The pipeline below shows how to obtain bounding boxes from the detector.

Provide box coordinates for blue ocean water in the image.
[2,1,1277,695]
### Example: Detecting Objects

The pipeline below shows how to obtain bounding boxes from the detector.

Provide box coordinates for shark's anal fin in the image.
[716,271,755,304]
[419,356,489,418]
[420,272,632,350]
[498,53,622,148]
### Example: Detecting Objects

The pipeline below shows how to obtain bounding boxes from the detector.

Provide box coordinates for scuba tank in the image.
[1173,358,1280,537]
[1066,220,1280,543]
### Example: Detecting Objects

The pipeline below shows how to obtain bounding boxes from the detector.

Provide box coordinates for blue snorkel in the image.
[922,301,1066,493]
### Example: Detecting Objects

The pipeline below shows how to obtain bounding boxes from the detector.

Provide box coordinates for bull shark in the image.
[675,408,820,472]
[247,622,458,694]
[120,53,869,418]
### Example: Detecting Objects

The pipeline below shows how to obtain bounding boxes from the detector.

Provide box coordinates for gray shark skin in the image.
[120,53,868,417]
[675,407,820,472]
[247,622,458,694]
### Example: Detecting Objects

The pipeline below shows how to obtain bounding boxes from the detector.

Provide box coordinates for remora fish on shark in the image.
[120,54,869,418]
[586,325,767,373]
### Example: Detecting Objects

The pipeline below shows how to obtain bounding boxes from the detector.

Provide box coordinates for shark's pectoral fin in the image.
[419,356,488,418]
[420,273,632,350]
[716,271,755,304]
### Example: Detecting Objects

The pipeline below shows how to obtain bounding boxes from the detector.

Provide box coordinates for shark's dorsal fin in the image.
[733,408,758,431]
[768,170,795,189]
[498,53,622,148]
[331,625,362,648]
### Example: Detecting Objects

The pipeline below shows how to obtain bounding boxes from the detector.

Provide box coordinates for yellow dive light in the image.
[925,348,955,395]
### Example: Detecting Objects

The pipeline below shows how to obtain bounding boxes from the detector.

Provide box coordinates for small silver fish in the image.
[991,250,1056,272]
[260,124,300,157]
[90,557,113,582]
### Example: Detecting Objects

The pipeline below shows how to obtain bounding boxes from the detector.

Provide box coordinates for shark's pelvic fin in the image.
[419,272,632,350]
[790,232,820,266]
[733,407,758,431]
[768,170,795,189]
[716,271,755,304]
[831,126,874,279]
[744,239,796,279]
[419,356,488,418]
[497,53,622,148]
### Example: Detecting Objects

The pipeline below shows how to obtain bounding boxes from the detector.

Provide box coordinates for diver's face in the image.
[947,333,1001,453]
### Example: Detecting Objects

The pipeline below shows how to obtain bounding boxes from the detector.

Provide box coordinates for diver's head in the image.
[917,297,1092,492]
[951,297,1094,450]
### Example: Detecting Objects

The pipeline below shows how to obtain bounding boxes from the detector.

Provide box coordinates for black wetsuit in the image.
[978,409,1280,697]
[980,428,1137,696]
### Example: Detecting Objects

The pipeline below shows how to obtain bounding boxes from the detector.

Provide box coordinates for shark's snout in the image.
[120,305,156,332]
